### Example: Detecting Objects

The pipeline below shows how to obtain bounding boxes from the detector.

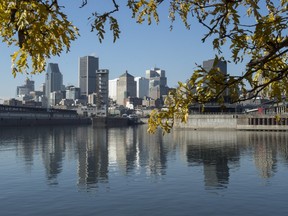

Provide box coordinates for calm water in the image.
[0,125,288,216]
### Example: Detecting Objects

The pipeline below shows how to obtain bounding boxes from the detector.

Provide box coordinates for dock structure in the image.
[92,115,144,127]
[238,115,288,131]
[92,116,129,127]
[174,114,288,131]
[0,104,91,126]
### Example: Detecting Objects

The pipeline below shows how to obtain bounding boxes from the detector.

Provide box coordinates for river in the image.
[0,125,287,216]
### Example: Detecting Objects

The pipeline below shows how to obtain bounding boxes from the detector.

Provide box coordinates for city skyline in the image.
[0,1,244,100]
[14,59,169,96]
[0,52,197,100]
[8,58,227,104]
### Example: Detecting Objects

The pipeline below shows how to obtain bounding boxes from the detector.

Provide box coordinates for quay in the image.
[0,104,91,127]
[2,103,288,131]
[0,104,143,127]
[92,115,144,127]
[174,114,288,131]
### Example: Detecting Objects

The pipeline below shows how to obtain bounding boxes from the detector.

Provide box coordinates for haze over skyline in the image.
[0,1,243,99]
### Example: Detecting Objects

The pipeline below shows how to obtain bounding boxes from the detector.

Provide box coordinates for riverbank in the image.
[0,117,91,127]
[92,116,144,127]
[174,114,288,131]
[0,104,91,127]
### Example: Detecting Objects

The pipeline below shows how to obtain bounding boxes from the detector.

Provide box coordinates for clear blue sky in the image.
[0,1,245,100]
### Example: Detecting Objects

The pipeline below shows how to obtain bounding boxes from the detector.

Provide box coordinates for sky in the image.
[0,1,246,100]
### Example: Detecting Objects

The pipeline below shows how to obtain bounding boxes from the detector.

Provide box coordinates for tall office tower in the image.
[45,63,63,100]
[16,78,35,96]
[146,67,167,87]
[145,67,168,100]
[203,59,227,75]
[25,78,35,92]
[203,59,228,98]
[78,56,99,96]
[117,71,136,106]
[135,77,149,98]
[109,78,118,101]
[95,69,109,110]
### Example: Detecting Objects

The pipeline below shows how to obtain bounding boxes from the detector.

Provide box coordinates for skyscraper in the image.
[203,59,227,75]
[16,78,35,96]
[135,77,149,98]
[78,56,99,96]
[145,67,168,100]
[203,59,228,98]
[45,63,63,101]
[117,71,136,106]
[109,78,119,101]
[96,69,109,112]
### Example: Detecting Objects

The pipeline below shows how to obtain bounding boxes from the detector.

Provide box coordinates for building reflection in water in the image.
[0,126,77,185]
[41,128,66,185]
[76,127,109,190]
[248,132,288,178]
[107,125,168,177]
[173,130,240,189]
[1,125,288,191]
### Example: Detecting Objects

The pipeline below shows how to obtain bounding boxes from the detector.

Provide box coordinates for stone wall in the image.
[174,115,238,130]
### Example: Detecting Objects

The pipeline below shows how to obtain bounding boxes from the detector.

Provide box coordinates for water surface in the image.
[0,125,288,216]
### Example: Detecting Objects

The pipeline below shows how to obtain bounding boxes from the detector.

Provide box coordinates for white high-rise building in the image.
[109,78,118,101]
[50,91,63,106]
[66,86,80,100]
[135,77,149,99]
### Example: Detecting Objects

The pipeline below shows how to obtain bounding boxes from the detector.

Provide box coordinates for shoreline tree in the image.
[0,0,287,133]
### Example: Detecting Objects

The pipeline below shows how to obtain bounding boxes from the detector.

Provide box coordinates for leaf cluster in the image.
[141,0,288,133]
[88,0,120,43]
[0,0,79,76]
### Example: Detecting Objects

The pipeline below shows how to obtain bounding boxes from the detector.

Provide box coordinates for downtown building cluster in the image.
[109,67,169,110]
[8,55,170,117]
[5,57,280,116]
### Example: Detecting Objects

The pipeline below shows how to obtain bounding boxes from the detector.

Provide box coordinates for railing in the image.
[248,117,288,126]
[0,104,79,119]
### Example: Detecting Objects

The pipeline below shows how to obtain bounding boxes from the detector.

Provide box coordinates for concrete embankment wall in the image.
[174,114,288,131]
[92,117,129,127]
[174,115,238,130]
[0,117,91,127]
